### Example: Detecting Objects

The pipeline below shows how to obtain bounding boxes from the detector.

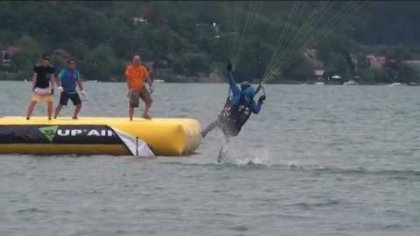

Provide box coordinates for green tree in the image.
[1,1,420,83]
[13,35,43,74]
[81,44,119,81]
[173,53,211,77]
[281,54,314,82]
[399,64,419,83]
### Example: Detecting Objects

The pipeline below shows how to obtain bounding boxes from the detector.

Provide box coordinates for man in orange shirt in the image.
[125,55,153,120]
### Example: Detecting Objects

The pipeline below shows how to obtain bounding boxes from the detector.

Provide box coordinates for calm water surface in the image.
[0,81,419,236]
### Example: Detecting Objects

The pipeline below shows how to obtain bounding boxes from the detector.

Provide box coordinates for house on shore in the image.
[366,55,387,69]
[1,45,21,71]
[402,60,420,68]
[303,48,325,81]
[314,69,325,81]
[54,49,72,63]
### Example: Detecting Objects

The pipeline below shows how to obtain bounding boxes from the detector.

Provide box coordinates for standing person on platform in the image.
[125,54,153,120]
[54,58,86,119]
[26,53,58,120]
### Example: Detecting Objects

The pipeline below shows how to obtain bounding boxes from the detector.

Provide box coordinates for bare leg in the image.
[225,135,230,144]
[129,107,134,121]
[54,104,63,119]
[73,104,81,119]
[217,145,224,163]
[47,101,53,120]
[142,97,153,119]
[217,135,230,163]
[26,101,37,119]
[201,119,220,138]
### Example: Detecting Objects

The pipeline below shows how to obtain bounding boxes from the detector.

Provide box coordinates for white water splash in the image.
[217,141,271,166]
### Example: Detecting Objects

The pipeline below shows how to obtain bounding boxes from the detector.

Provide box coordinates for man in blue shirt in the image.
[54,58,86,119]
[201,63,266,138]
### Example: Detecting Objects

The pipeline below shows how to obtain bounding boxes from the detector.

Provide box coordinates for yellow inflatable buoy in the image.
[0,116,202,156]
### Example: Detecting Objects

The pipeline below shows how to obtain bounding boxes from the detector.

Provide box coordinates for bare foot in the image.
[142,114,152,120]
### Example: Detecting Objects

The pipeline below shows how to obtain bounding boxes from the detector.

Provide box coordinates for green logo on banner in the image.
[39,126,58,142]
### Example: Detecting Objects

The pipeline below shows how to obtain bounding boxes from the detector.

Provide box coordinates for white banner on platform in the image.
[113,128,154,157]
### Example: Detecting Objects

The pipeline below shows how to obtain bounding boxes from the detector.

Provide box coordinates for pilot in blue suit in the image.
[201,63,266,138]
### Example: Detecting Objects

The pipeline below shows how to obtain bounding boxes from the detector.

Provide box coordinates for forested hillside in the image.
[0,1,419,84]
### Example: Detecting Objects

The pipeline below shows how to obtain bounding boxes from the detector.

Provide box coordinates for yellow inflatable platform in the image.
[0,116,201,156]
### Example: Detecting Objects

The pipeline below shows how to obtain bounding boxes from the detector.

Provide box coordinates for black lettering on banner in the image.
[0,125,122,145]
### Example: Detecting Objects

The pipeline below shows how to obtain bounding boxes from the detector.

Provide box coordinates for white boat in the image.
[154,79,166,83]
[343,80,358,86]
[388,82,404,87]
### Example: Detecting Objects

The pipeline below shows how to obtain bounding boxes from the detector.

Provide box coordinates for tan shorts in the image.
[129,87,152,108]
[32,93,53,103]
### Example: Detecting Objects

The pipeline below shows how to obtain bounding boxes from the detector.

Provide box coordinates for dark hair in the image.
[67,58,76,64]
[41,53,50,59]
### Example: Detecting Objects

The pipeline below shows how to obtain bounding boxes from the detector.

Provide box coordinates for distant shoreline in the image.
[0,72,418,86]
[0,79,415,87]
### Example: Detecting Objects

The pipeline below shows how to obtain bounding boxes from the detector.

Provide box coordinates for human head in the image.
[41,53,50,66]
[242,86,256,102]
[67,58,76,70]
[240,81,251,91]
[132,54,141,66]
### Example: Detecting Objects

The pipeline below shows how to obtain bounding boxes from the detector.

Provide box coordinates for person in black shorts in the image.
[54,58,86,119]
[26,53,58,120]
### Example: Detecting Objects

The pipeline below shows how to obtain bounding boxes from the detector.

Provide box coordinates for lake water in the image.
[0,81,419,236]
